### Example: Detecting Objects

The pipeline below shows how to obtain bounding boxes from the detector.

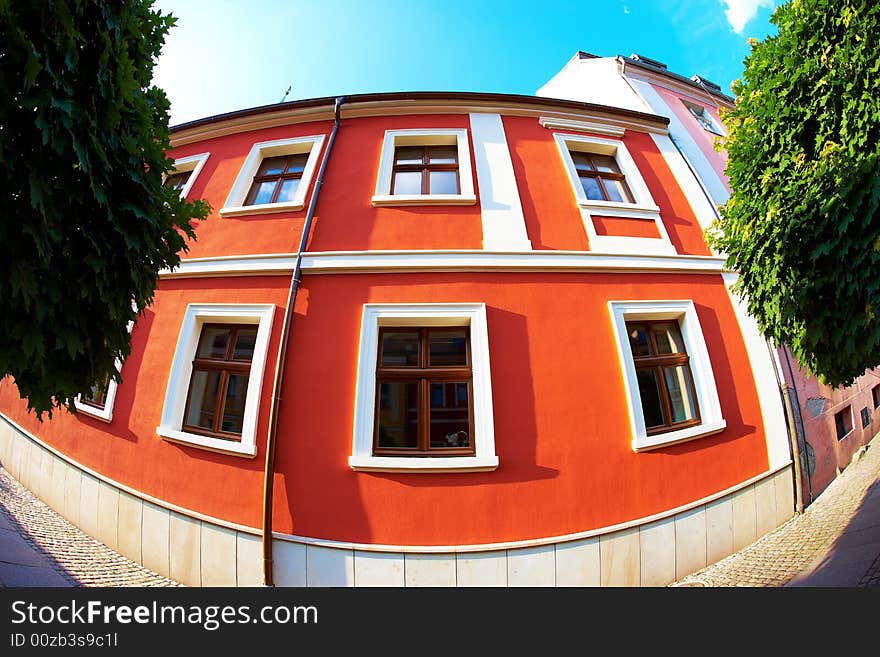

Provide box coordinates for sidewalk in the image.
[2,435,879,587]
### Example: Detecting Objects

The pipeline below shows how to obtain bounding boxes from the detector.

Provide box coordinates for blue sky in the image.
[153,0,778,127]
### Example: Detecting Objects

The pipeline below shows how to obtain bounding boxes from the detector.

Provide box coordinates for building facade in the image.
[539,51,880,507]
[0,91,795,587]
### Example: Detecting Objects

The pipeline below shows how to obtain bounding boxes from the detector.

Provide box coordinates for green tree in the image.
[708,0,880,386]
[0,1,209,415]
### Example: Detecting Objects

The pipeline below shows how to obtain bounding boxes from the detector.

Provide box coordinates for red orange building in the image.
[0,90,796,586]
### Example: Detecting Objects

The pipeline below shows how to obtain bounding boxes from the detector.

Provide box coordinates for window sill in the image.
[371,194,477,207]
[157,426,257,458]
[632,420,726,452]
[73,400,113,423]
[578,200,661,219]
[348,454,498,473]
[219,202,305,218]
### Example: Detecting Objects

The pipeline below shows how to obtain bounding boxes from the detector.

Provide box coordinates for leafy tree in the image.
[0,1,209,415]
[708,0,880,386]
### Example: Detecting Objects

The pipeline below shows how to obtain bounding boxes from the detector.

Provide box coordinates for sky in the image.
[152,0,778,127]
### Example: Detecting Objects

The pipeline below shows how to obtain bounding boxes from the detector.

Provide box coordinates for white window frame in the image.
[553,132,675,256]
[371,129,477,207]
[681,100,725,136]
[156,303,275,458]
[74,359,122,423]
[219,135,325,217]
[349,303,497,472]
[168,152,210,199]
[608,300,726,451]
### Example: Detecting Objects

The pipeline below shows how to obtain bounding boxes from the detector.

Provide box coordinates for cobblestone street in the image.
[0,468,179,587]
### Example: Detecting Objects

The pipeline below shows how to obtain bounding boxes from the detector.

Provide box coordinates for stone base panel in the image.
[0,414,794,587]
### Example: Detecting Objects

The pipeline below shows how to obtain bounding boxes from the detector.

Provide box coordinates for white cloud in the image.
[722,0,773,34]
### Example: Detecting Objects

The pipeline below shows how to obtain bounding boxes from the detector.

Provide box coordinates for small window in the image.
[625,320,700,435]
[182,324,257,441]
[569,151,634,203]
[391,146,460,196]
[860,407,871,429]
[835,407,853,441]
[244,154,309,206]
[374,327,473,456]
[164,172,192,193]
[80,375,112,410]
[166,152,210,199]
[872,385,879,410]
[682,101,723,135]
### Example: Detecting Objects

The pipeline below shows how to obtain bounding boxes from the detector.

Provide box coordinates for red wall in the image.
[0,277,290,528]
[270,271,769,545]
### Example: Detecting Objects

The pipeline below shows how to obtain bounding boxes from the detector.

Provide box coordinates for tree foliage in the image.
[0,1,209,415]
[708,0,880,387]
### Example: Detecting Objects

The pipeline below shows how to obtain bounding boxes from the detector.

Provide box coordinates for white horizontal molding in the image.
[371,194,477,207]
[348,455,499,473]
[219,201,307,217]
[631,420,727,452]
[159,251,727,278]
[539,116,625,137]
[156,427,257,458]
[579,201,661,219]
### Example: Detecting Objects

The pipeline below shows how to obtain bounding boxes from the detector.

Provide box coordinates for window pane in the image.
[427,146,457,164]
[276,178,300,203]
[601,177,631,203]
[627,324,651,358]
[429,330,467,366]
[164,172,191,191]
[570,151,594,171]
[636,368,665,428]
[392,171,422,195]
[380,331,419,366]
[663,366,697,423]
[429,382,470,448]
[232,328,258,361]
[185,369,221,430]
[246,180,277,205]
[429,170,458,194]
[591,155,619,173]
[377,382,419,448]
[83,375,110,408]
[284,154,308,173]
[579,175,604,200]
[653,322,685,355]
[197,327,232,359]
[394,146,424,165]
[220,373,249,435]
[257,156,287,176]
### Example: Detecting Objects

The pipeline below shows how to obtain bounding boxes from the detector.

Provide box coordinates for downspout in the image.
[261,95,346,586]
[781,343,812,507]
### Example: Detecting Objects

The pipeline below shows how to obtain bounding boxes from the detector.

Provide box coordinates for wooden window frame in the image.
[570,151,635,203]
[625,320,701,435]
[244,154,308,206]
[390,145,460,196]
[181,323,256,442]
[373,326,475,457]
[80,375,111,410]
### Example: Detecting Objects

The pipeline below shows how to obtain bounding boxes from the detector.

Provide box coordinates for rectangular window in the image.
[873,385,879,409]
[374,327,474,456]
[391,145,460,196]
[569,150,634,203]
[860,407,870,429]
[682,101,724,135]
[834,407,853,441]
[80,375,112,410]
[163,171,192,193]
[182,323,257,441]
[625,320,700,435]
[244,153,309,206]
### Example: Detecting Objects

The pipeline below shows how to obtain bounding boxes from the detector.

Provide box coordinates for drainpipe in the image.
[781,343,812,507]
[261,95,346,586]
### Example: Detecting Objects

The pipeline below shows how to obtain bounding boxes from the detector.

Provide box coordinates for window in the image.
[74,370,119,423]
[608,300,725,451]
[372,129,476,206]
[569,151,634,204]
[350,303,497,472]
[157,304,275,458]
[220,136,325,217]
[625,320,700,435]
[872,385,879,410]
[391,145,460,196]
[374,327,473,456]
[682,101,724,135]
[553,133,675,256]
[182,324,257,440]
[860,407,871,429]
[81,375,112,409]
[834,407,853,441]
[166,152,210,199]
[244,154,309,206]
